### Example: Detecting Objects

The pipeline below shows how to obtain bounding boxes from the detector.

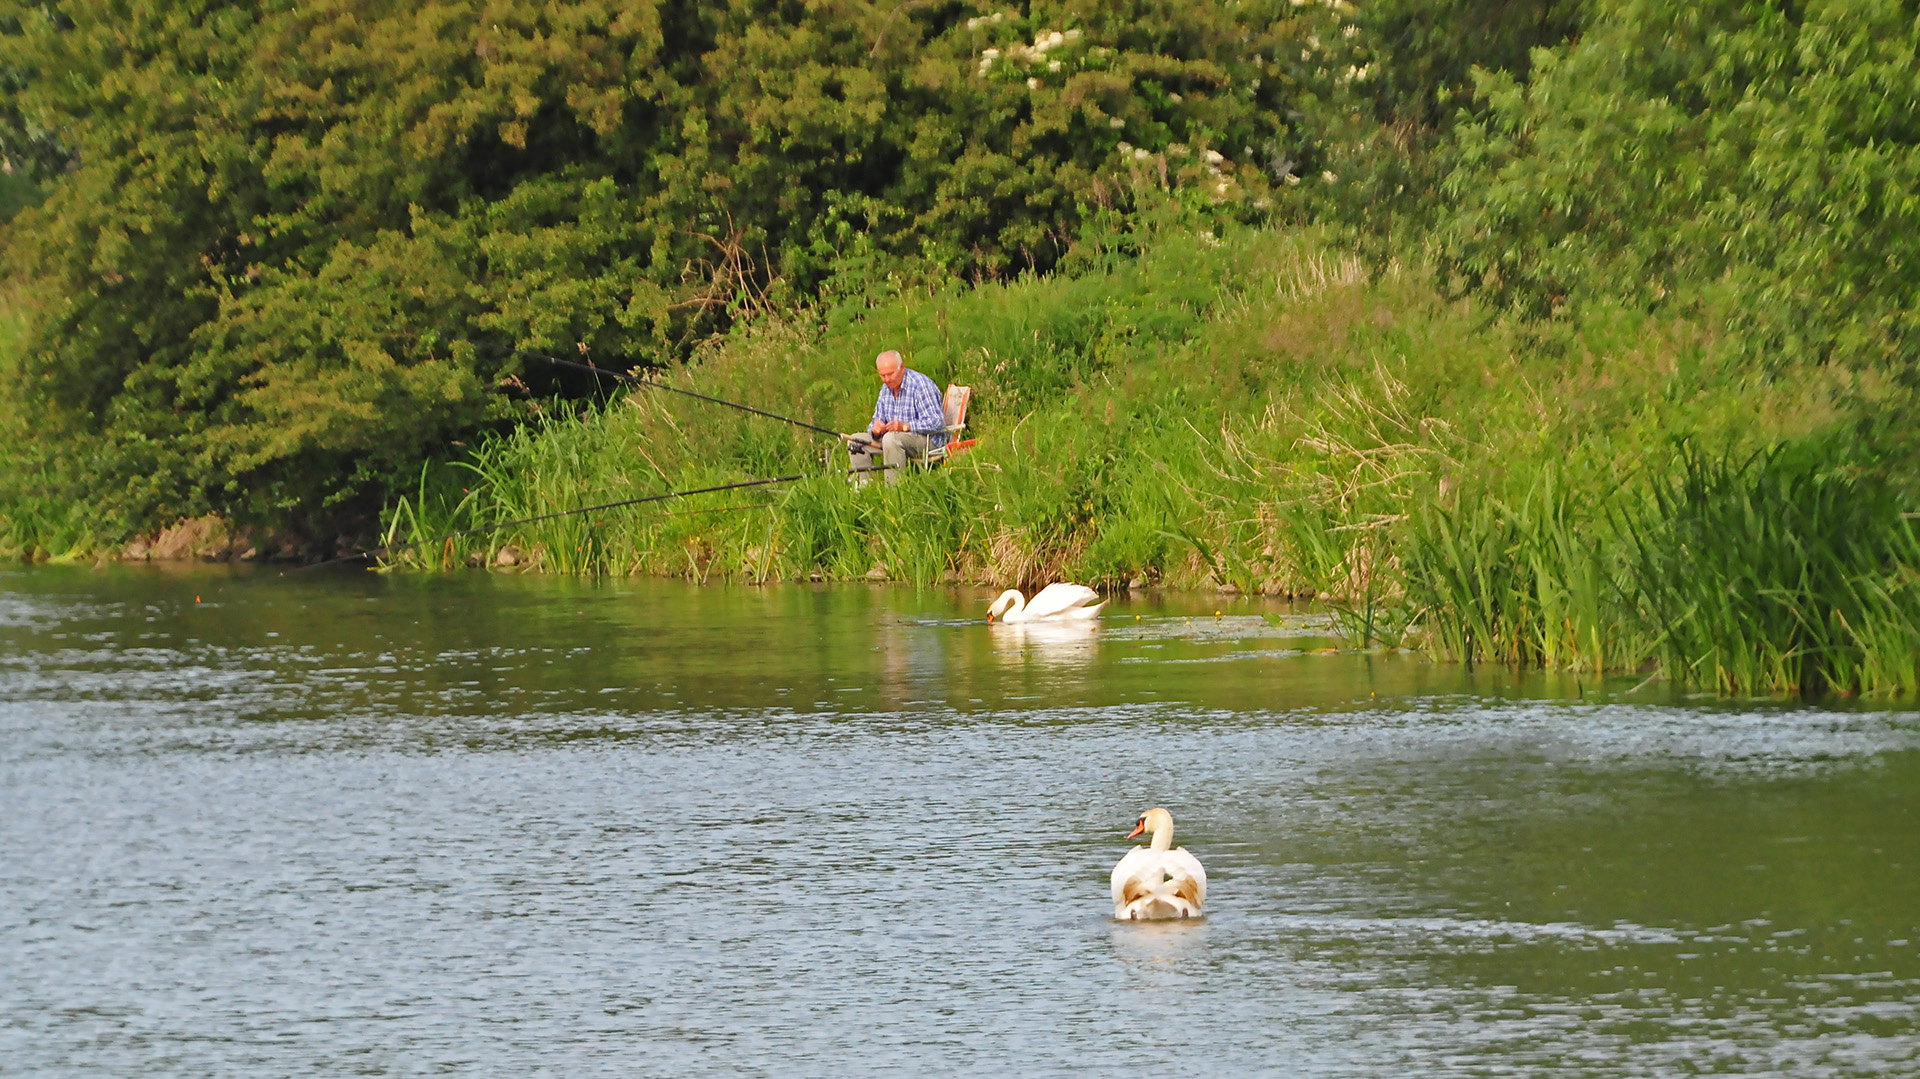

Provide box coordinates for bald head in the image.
[875,350,905,392]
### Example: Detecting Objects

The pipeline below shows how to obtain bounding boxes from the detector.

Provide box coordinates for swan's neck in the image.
[1006,591,1025,616]
[1150,823,1173,851]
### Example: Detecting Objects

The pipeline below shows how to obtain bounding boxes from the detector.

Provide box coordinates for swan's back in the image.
[1111,846,1207,920]
[1022,583,1103,621]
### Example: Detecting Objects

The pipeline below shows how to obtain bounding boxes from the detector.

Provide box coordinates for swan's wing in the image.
[1166,847,1207,910]
[1052,600,1106,620]
[1023,583,1101,620]
[1111,846,1156,911]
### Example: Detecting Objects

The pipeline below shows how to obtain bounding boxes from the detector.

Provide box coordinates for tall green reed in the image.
[1403,444,1920,695]
[1402,467,1629,671]
[1623,445,1920,697]
[0,485,96,560]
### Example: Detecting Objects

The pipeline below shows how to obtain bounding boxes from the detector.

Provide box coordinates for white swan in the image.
[987,583,1105,623]
[1111,807,1207,920]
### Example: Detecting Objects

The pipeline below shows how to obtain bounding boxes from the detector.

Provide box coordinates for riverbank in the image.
[7,218,1917,695]
[7,1,1920,700]
[370,220,1917,696]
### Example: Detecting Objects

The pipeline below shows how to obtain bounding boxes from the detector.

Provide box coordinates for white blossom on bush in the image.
[974,25,1094,87]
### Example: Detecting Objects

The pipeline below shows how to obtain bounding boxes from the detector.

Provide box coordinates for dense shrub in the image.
[1435,0,1920,377]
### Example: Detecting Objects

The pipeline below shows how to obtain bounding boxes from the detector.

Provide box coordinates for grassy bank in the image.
[0,284,93,561]
[379,218,1919,696]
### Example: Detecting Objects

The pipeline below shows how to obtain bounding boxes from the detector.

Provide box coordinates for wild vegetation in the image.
[4,0,1918,695]
[381,214,1918,695]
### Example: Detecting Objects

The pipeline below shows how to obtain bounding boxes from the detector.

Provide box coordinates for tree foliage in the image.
[0,3,69,181]
[1436,0,1920,374]
[1359,0,1581,131]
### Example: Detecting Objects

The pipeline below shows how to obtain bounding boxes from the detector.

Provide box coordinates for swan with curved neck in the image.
[987,582,1105,623]
[1110,806,1207,920]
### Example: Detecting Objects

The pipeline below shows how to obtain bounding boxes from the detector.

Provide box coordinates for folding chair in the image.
[923,384,976,466]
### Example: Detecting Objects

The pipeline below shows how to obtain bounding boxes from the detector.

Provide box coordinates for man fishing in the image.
[847,349,947,486]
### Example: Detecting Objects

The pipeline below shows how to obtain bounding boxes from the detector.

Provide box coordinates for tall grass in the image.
[1404,446,1920,696]
[380,216,1919,696]
[0,287,94,560]
[1403,468,1628,672]
[385,224,1409,589]
[1625,446,1920,696]
[0,482,97,559]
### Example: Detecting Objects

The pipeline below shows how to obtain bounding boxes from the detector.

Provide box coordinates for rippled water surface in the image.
[3,566,1918,1076]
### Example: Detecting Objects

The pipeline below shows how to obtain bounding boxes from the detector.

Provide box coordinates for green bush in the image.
[0,169,39,222]
[1435,0,1920,377]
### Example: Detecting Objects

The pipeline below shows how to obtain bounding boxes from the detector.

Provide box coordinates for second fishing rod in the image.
[470,341,851,442]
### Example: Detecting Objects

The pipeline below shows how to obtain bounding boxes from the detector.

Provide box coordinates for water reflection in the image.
[988,621,1101,666]
[873,610,951,708]
[1108,918,1212,974]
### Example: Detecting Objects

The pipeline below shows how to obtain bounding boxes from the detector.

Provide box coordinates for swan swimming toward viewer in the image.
[1111,807,1207,920]
[986,583,1105,623]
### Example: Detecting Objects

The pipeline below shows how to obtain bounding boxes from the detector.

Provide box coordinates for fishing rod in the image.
[294,468,884,572]
[466,340,850,440]
[289,340,888,571]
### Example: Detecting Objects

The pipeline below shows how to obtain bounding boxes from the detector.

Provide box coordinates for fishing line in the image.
[466,340,850,439]
[292,468,885,572]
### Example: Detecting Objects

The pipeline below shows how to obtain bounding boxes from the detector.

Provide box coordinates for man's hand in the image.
[870,419,907,436]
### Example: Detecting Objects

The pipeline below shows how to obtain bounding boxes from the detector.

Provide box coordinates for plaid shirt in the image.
[871,367,948,447]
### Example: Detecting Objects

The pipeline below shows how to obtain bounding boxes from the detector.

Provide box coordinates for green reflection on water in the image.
[7,564,1491,718]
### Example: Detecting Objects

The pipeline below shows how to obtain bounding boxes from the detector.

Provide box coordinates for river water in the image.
[2,566,1917,1076]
